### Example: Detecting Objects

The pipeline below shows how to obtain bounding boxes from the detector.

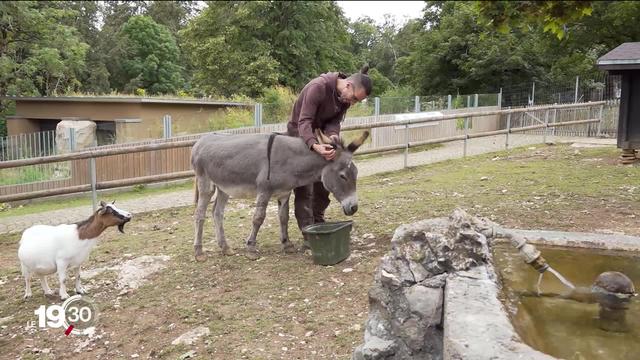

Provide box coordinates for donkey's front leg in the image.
[278,193,295,254]
[245,192,271,260]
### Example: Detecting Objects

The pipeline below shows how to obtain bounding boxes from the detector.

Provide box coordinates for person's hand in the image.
[312,143,336,161]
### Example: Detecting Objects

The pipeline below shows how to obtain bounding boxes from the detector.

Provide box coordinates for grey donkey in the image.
[191,129,369,260]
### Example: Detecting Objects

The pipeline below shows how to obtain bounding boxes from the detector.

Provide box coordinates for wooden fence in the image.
[0,102,608,203]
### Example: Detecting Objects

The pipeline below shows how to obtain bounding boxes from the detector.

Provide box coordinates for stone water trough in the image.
[352,209,640,360]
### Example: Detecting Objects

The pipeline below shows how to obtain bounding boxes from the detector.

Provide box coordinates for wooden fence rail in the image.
[0,101,606,204]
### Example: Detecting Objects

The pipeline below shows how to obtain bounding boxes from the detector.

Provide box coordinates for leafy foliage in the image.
[116,16,183,94]
[476,1,594,39]
[3,0,640,136]
[259,86,297,124]
[180,1,356,97]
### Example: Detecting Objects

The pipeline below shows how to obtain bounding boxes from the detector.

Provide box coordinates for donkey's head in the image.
[316,130,369,216]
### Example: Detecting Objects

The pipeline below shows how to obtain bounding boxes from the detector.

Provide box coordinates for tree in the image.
[97,1,145,92]
[476,1,594,40]
[181,1,356,97]
[114,16,183,94]
[367,68,393,97]
[0,1,89,134]
[179,2,278,98]
[145,0,198,37]
[47,1,110,93]
[394,1,551,95]
[348,15,409,84]
[0,2,89,96]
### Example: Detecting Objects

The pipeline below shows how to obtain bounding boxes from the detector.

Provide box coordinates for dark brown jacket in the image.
[287,72,351,148]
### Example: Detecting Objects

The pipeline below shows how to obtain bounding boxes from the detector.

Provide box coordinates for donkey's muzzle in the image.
[343,204,358,216]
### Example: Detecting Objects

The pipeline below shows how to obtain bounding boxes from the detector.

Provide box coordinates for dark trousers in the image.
[286,128,331,231]
[293,181,330,231]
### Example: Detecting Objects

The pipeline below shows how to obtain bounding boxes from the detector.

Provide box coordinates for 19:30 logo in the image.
[34,295,99,335]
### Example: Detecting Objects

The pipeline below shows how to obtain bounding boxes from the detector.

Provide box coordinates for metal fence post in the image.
[447,95,452,110]
[574,76,579,103]
[163,114,172,139]
[498,88,502,108]
[254,103,263,128]
[543,109,549,144]
[374,97,380,120]
[506,108,511,150]
[414,96,420,113]
[466,96,471,108]
[68,128,76,151]
[532,82,535,105]
[474,94,478,107]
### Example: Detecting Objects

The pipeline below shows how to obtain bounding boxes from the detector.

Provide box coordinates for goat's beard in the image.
[118,223,126,233]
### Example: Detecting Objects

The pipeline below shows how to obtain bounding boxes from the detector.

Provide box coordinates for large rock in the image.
[56,120,97,152]
[353,209,496,360]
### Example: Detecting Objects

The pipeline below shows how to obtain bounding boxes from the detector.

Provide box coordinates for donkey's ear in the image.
[347,131,370,153]
[314,129,332,145]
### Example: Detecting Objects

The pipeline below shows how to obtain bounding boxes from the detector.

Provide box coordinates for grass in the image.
[0,165,66,186]
[355,143,443,161]
[0,144,638,359]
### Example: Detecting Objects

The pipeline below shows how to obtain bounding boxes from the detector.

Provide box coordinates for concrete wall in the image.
[6,117,40,135]
[16,101,142,121]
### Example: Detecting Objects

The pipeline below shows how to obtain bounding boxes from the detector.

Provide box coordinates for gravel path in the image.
[0,134,616,235]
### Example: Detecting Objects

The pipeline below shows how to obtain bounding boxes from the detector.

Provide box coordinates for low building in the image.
[4,96,251,146]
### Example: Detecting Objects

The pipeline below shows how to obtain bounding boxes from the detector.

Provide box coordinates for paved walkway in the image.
[0,134,616,235]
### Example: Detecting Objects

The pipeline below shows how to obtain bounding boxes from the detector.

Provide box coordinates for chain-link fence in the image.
[499,73,621,108]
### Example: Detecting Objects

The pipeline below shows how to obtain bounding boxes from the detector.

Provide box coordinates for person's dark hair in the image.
[347,64,372,96]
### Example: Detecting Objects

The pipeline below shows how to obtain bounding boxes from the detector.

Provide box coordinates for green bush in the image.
[209,94,255,131]
[259,86,297,124]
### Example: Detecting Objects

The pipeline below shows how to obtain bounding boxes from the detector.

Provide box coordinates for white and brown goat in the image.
[18,201,132,300]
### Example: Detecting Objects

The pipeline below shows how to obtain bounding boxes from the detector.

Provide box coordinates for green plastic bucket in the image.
[302,221,353,265]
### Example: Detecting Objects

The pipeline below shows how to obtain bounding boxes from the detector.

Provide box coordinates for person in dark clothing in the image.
[287,65,372,238]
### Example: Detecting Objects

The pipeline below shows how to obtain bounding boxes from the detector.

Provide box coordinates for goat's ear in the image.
[347,131,370,153]
[112,200,116,204]
[314,129,332,145]
[98,201,107,215]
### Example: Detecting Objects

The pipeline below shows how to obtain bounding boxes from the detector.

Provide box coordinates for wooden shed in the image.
[597,42,640,163]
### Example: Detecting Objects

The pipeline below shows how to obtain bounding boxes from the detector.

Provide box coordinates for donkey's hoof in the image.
[245,249,260,261]
[195,253,207,262]
[282,243,297,254]
[221,247,235,256]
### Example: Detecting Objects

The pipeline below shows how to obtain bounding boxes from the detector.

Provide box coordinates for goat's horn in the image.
[347,131,370,153]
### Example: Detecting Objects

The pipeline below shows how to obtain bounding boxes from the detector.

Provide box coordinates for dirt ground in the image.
[0,144,638,359]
